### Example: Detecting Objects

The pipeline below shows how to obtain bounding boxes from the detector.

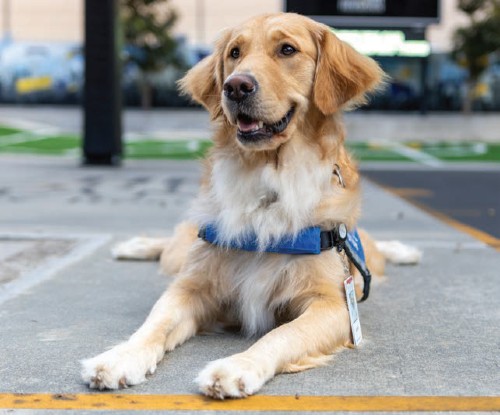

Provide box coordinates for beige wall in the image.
[0,0,83,42]
[170,0,281,46]
[427,0,468,53]
[0,0,280,45]
[0,0,468,52]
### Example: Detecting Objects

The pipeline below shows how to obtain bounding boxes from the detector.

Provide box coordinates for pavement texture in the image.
[363,169,500,241]
[0,152,499,414]
[2,105,500,142]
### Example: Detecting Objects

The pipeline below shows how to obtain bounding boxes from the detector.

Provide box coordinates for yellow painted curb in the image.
[0,393,499,412]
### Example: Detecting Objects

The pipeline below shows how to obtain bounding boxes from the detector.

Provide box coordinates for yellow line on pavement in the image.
[389,188,434,198]
[407,198,500,250]
[376,184,500,251]
[433,210,500,250]
[0,393,499,412]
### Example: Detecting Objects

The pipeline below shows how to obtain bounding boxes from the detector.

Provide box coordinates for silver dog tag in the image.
[344,275,363,346]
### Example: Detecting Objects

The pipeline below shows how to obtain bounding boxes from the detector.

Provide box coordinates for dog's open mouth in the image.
[236,107,295,142]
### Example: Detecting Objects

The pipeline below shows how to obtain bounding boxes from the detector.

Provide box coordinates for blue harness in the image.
[198,223,372,301]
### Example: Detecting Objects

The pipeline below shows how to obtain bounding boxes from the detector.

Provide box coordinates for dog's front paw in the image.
[81,344,157,390]
[196,355,271,399]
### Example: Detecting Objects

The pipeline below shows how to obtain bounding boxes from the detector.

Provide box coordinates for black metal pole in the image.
[83,0,122,165]
[420,55,429,115]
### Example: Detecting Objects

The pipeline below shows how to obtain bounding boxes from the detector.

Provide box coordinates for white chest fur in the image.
[192,144,333,249]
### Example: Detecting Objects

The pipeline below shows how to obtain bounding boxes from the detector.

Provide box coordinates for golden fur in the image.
[82,13,417,399]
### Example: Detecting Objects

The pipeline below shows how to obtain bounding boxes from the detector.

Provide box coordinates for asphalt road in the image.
[362,168,500,246]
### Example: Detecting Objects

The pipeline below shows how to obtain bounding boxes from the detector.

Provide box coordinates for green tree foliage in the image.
[120,0,181,107]
[452,0,500,111]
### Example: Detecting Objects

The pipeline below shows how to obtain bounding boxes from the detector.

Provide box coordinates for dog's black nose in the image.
[223,74,258,102]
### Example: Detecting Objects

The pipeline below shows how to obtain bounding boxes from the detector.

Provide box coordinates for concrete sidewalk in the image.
[0,155,499,414]
[1,105,500,142]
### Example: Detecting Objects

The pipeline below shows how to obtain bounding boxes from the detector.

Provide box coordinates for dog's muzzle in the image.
[236,107,295,142]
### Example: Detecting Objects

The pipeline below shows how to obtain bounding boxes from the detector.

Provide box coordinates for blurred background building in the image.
[0,0,498,111]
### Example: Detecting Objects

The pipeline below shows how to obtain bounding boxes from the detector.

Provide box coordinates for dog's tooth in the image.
[258,121,264,128]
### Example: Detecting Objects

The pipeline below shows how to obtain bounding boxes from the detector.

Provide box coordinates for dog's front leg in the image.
[81,276,215,390]
[196,296,351,399]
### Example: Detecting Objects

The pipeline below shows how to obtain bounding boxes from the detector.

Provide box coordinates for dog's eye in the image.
[280,44,297,56]
[230,47,240,59]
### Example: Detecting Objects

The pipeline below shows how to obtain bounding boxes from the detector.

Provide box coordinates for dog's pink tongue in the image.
[237,119,259,132]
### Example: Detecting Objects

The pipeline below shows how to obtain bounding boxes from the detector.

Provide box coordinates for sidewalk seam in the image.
[0,233,112,305]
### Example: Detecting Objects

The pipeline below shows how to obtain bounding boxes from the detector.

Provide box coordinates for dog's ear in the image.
[178,29,232,119]
[313,27,384,115]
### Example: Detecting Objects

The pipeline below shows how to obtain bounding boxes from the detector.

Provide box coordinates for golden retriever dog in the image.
[81,13,420,399]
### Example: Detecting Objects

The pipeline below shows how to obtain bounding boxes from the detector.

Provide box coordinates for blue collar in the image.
[198,223,371,301]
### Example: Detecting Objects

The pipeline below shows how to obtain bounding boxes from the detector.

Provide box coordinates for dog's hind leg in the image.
[357,228,422,271]
[375,240,422,265]
[196,296,350,399]
[357,228,387,277]
[81,271,217,390]
[111,237,170,260]
[111,221,199,276]
[159,221,199,275]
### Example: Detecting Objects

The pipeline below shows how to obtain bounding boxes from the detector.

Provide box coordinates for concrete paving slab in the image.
[0,233,111,306]
[0,155,200,234]
[0,238,76,285]
[0,240,35,261]
[0,155,499,414]
[1,240,497,395]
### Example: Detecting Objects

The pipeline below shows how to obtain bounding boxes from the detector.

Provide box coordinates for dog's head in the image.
[180,13,383,151]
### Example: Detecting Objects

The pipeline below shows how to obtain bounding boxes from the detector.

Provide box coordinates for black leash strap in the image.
[343,241,371,302]
[320,225,372,302]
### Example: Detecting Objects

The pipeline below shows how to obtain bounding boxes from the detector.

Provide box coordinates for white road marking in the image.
[375,139,444,167]
[0,233,111,305]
